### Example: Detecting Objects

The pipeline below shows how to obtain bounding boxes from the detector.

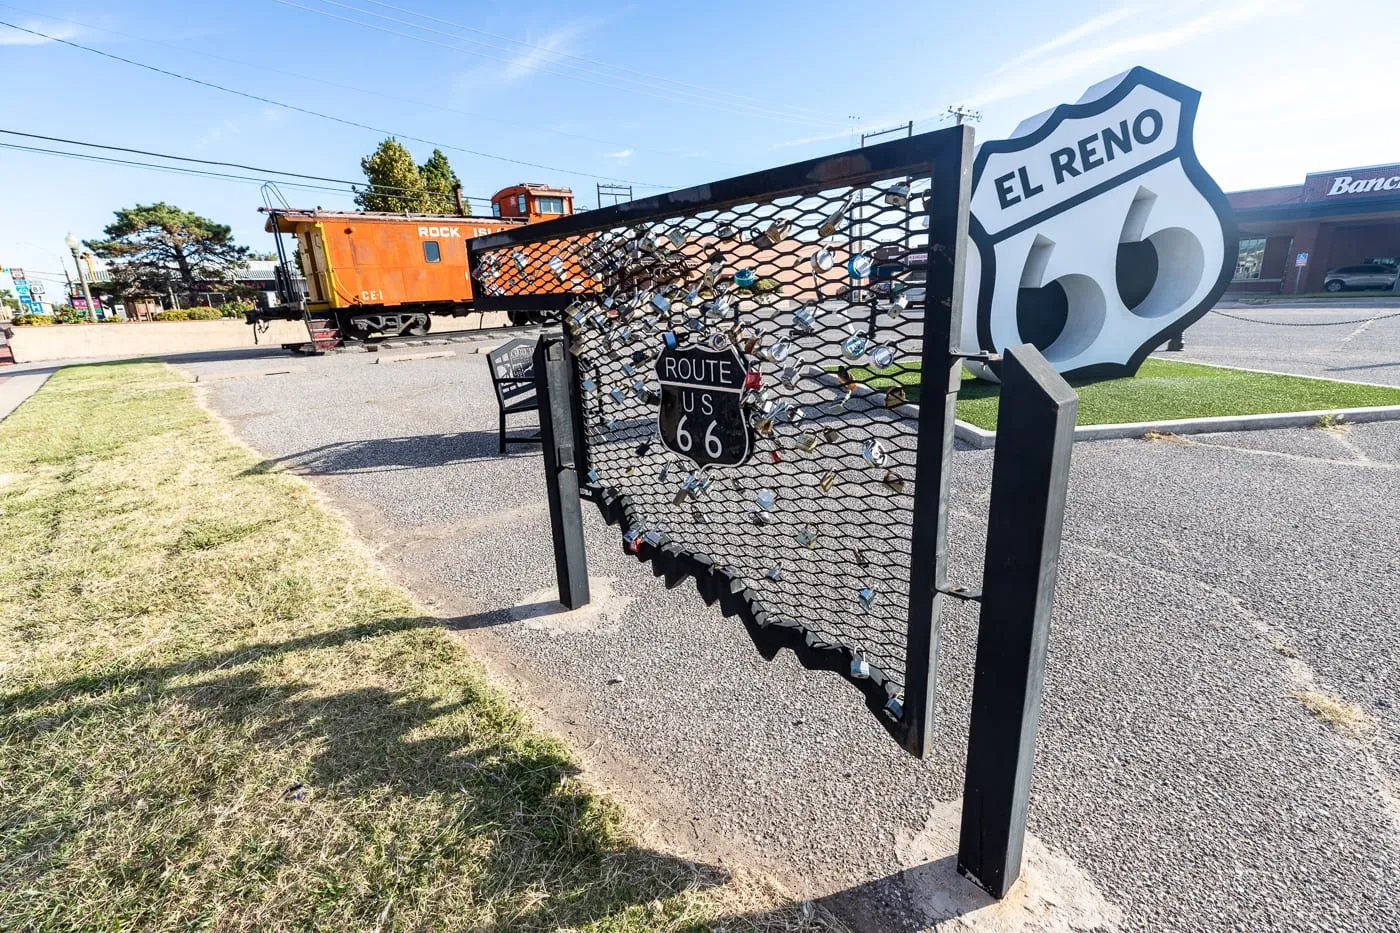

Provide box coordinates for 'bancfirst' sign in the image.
[1326,175,1400,196]
[962,67,1236,379]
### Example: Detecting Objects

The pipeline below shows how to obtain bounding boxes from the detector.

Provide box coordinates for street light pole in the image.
[64,232,95,322]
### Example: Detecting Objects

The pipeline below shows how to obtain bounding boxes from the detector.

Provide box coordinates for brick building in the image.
[1226,162,1400,294]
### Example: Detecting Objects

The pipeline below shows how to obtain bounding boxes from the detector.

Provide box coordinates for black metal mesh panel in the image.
[469,134,969,740]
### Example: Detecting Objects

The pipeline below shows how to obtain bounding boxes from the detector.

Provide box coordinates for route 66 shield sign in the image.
[656,341,752,467]
[961,67,1237,379]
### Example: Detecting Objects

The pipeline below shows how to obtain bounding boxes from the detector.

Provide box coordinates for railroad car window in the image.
[517,194,527,214]
[537,196,564,214]
[423,241,441,263]
[491,202,501,217]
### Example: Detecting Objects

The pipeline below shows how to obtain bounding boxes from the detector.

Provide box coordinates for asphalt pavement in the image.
[182,317,1400,932]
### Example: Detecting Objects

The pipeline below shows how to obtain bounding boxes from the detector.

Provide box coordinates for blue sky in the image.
[0,0,1391,284]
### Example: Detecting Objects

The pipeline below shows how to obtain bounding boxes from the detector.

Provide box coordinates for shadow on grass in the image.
[243,430,541,476]
[0,615,730,930]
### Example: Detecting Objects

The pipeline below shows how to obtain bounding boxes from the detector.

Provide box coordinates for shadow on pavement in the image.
[244,430,541,476]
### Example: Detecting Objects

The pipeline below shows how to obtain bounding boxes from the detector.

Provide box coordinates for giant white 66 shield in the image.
[961,67,1238,379]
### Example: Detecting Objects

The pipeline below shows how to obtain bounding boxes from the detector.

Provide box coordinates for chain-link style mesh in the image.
[471,150,960,730]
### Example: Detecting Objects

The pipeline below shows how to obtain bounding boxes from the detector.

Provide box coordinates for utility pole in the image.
[64,232,95,322]
[861,121,914,147]
[452,182,468,217]
[944,105,982,126]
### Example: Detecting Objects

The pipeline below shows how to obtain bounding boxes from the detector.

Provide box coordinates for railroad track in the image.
[279,322,551,356]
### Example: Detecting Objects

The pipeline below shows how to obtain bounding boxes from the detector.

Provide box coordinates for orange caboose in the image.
[252,183,575,344]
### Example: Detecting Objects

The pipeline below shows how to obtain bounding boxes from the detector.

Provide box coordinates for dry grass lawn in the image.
[0,363,836,932]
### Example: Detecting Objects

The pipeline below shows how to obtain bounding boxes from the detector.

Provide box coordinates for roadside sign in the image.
[656,341,752,467]
[9,268,24,280]
[1295,251,1309,267]
[28,281,44,295]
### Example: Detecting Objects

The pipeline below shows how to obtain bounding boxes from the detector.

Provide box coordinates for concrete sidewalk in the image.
[0,371,50,423]
[187,347,1400,932]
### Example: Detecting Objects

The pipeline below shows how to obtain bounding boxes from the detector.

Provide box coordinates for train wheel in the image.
[508,310,537,326]
[404,314,430,336]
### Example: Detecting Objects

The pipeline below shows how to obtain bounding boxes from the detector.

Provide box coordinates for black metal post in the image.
[534,336,590,609]
[901,123,974,757]
[957,343,1077,898]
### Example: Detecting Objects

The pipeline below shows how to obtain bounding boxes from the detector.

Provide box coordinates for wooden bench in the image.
[487,338,542,453]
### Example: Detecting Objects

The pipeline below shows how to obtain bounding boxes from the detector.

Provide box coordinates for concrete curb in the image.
[955,405,1400,449]
[809,359,1400,449]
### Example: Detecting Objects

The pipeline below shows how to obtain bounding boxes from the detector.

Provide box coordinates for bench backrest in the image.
[488,338,537,404]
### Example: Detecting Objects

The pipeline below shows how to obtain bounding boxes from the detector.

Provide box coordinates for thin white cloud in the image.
[503,22,585,82]
[603,149,633,159]
[0,21,79,45]
[969,0,1301,108]
[990,5,1144,76]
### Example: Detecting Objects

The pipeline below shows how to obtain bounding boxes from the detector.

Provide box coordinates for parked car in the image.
[1322,264,1397,292]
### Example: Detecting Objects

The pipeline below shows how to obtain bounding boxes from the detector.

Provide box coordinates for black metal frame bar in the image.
[956,343,1078,897]
[900,126,974,755]
[534,337,591,609]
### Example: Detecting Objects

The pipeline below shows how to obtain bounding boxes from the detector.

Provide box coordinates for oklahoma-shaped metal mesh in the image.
[469,129,972,754]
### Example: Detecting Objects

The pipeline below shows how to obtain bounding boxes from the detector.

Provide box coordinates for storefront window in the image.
[1234,238,1267,280]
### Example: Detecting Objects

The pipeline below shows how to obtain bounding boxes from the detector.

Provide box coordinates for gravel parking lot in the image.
[186,308,1400,932]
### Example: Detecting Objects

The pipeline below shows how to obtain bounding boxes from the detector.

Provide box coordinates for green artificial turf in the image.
[842,358,1400,430]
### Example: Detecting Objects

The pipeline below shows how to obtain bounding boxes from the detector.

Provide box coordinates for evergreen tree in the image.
[420,148,467,215]
[86,203,249,306]
[355,138,430,212]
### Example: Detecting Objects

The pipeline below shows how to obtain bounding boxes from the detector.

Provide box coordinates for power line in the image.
[0,140,381,199]
[0,128,494,203]
[352,0,841,122]
[0,2,744,170]
[274,0,847,129]
[0,19,677,189]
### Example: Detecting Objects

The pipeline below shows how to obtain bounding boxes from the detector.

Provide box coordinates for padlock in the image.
[818,470,839,493]
[780,358,804,388]
[840,333,868,361]
[652,293,672,314]
[862,439,888,467]
[868,345,896,369]
[884,386,907,409]
[881,470,905,493]
[851,656,871,679]
[796,525,819,548]
[763,337,792,364]
[735,268,757,288]
[744,371,763,391]
[811,248,835,273]
[818,193,854,238]
[756,489,777,511]
[885,293,910,319]
[609,387,626,404]
[858,585,877,611]
[793,304,819,334]
[623,530,642,553]
[757,218,791,248]
[667,228,687,249]
[848,253,873,279]
[884,181,910,208]
[765,566,783,582]
[548,255,566,280]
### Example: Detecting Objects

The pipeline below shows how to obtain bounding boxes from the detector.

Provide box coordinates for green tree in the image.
[86,204,249,307]
[355,138,430,213]
[0,288,18,312]
[420,148,467,215]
